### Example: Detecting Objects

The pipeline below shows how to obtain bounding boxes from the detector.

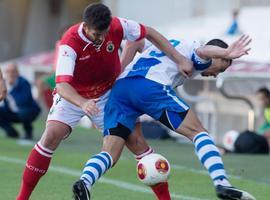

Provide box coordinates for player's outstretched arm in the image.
[196,35,251,60]
[0,69,7,101]
[145,27,193,77]
[121,40,145,70]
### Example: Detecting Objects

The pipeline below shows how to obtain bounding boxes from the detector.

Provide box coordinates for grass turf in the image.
[0,119,269,199]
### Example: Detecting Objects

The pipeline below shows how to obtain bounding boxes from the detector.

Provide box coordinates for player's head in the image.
[82,3,112,45]
[257,87,270,107]
[201,39,232,77]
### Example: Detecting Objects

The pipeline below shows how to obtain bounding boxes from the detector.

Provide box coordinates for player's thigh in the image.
[175,109,206,140]
[42,94,84,149]
[144,85,189,130]
[96,92,149,155]
[40,121,72,150]
[125,122,150,155]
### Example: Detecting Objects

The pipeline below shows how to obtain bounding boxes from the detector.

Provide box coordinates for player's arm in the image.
[145,27,193,77]
[196,35,251,60]
[56,83,99,115]
[0,69,7,101]
[119,18,193,77]
[120,40,145,69]
[55,45,98,115]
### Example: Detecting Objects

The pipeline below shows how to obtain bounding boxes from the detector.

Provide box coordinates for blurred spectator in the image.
[256,87,270,146]
[234,130,269,154]
[0,63,40,140]
[227,9,241,35]
[0,69,7,101]
[222,130,269,154]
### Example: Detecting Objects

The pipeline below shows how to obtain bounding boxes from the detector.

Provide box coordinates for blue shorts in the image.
[104,77,190,136]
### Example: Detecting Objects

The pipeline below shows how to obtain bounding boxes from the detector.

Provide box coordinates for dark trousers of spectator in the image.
[0,107,40,139]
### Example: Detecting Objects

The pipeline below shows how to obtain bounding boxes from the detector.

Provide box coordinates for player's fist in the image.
[178,58,193,78]
[81,99,99,116]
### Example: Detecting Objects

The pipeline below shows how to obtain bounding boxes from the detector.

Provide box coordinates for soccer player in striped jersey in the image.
[16,3,193,200]
[75,35,256,200]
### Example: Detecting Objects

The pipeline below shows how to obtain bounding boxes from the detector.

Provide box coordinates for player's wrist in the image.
[78,98,88,108]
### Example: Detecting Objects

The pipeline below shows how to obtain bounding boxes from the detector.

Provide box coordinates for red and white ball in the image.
[223,130,240,151]
[137,153,170,186]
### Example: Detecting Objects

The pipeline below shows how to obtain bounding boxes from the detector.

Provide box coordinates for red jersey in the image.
[55,17,146,98]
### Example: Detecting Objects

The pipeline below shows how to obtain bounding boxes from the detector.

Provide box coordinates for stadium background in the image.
[0,0,270,199]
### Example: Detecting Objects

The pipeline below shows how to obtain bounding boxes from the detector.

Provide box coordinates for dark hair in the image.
[257,87,270,98]
[206,39,229,48]
[206,39,232,65]
[83,3,112,31]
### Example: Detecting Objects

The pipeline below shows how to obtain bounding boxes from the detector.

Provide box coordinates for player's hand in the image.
[0,79,7,101]
[178,58,193,78]
[81,99,99,116]
[226,35,252,59]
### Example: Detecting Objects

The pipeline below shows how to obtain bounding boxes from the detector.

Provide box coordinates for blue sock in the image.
[193,132,231,187]
[80,151,113,189]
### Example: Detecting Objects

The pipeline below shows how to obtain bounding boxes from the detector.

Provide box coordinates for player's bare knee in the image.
[176,122,206,141]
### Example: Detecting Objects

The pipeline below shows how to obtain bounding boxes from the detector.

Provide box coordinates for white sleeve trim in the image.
[55,45,77,77]
[118,17,143,41]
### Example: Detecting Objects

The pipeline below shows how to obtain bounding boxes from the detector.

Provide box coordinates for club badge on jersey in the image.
[106,41,115,53]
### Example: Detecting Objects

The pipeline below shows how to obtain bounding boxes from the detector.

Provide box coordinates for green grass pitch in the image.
[0,120,269,200]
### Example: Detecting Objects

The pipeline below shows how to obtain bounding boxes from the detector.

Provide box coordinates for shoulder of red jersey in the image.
[60,23,85,53]
[113,17,146,41]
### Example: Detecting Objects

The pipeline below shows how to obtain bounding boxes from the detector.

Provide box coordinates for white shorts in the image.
[47,91,110,131]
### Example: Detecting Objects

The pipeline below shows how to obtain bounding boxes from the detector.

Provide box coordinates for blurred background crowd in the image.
[0,0,270,154]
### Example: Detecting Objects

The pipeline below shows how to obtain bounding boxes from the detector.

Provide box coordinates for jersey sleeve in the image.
[190,41,212,71]
[118,17,146,41]
[55,44,77,83]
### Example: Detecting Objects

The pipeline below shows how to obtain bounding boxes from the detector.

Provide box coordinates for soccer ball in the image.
[223,130,240,151]
[137,153,170,186]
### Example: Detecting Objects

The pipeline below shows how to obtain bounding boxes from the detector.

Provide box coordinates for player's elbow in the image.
[125,40,145,53]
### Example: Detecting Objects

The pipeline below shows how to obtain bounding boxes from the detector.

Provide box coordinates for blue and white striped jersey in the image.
[119,39,211,88]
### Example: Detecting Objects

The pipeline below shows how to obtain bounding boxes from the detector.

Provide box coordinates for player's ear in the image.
[83,23,90,32]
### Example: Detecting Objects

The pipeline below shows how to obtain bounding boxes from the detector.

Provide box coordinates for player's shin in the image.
[17,142,54,200]
[80,151,113,189]
[193,132,231,187]
[135,147,171,200]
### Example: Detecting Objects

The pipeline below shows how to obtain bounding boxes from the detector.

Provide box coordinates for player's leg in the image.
[73,124,129,200]
[73,87,140,200]
[17,95,83,200]
[17,121,71,200]
[125,123,171,200]
[159,108,255,200]
[137,82,255,200]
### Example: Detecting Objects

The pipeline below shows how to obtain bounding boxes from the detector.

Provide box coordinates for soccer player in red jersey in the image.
[16,3,192,200]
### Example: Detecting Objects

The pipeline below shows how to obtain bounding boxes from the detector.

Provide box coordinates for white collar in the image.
[78,23,92,44]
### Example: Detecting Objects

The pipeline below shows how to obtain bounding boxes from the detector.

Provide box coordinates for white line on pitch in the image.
[0,156,210,200]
